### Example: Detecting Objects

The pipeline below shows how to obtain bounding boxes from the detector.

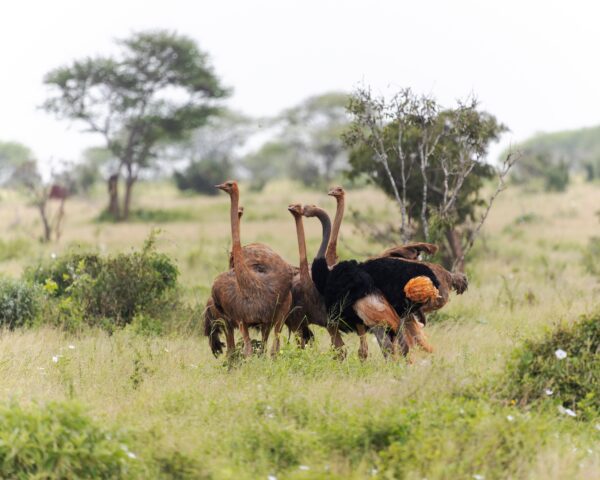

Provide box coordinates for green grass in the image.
[0,179,598,478]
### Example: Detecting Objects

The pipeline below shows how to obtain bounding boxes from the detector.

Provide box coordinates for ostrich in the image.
[286,203,343,349]
[204,206,246,357]
[210,181,293,357]
[311,253,442,360]
[323,186,437,357]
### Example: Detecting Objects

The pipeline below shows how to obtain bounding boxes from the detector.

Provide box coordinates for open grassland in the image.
[0,179,599,479]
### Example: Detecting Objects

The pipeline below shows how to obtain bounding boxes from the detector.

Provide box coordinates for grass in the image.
[0,178,598,478]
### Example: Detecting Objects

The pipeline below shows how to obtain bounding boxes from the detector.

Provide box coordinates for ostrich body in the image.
[210,181,293,357]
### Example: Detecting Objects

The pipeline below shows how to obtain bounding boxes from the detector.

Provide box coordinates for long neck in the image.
[325,195,344,267]
[294,215,309,280]
[312,208,331,260]
[230,189,252,284]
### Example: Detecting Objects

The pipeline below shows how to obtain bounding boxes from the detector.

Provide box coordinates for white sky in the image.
[1,0,599,168]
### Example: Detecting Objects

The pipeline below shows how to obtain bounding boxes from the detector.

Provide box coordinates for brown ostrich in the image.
[210,181,293,357]
[325,185,345,267]
[204,206,246,357]
[286,203,338,348]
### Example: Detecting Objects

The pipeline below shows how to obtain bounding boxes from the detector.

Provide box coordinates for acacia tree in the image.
[43,30,229,220]
[345,87,514,271]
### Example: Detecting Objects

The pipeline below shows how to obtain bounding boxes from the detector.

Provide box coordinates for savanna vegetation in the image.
[0,175,598,479]
[1,26,599,480]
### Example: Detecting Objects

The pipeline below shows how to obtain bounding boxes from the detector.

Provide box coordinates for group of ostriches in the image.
[204,181,468,361]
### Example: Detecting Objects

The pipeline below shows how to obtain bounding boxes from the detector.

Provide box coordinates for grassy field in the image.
[0,179,598,479]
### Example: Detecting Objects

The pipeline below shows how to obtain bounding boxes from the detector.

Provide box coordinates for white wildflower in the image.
[370,467,378,475]
[52,355,59,363]
[268,475,277,480]
[299,465,310,471]
[545,389,553,396]
[51,252,57,259]
[555,349,567,360]
[68,344,75,350]
[127,451,137,459]
[506,415,514,422]
[558,405,576,417]
[473,475,485,480]
[595,424,600,431]
[164,348,170,353]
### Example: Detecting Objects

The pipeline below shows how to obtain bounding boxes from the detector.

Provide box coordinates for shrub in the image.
[27,236,179,329]
[0,401,136,478]
[25,253,103,297]
[0,278,41,329]
[499,312,600,419]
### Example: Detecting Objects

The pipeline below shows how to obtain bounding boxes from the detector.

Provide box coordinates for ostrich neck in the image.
[325,196,344,267]
[312,208,331,260]
[230,189,252,287]
[294,215,309,280]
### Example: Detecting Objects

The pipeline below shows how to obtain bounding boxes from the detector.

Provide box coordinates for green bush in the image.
[27,237,179,329]
[25,253,103,297]
[0,278,41,329]
[499,312,600,419]
[0,401,136,479]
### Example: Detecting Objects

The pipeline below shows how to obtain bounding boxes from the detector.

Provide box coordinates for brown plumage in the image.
[404,276,440,303]
[210,181,293,357]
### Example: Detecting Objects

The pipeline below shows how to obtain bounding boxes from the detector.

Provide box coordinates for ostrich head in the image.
[302,204,321,217]
[327,185,345,198]
[215,180,238,195]
[287,203,303,216]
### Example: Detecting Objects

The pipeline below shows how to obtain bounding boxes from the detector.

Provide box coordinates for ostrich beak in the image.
[215,183,227,191]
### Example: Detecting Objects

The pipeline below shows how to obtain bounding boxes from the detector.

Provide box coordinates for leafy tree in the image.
[278,91,350,184]
[43,30,229,220]
[172,110,253,194]
[0,141,33,185]
[345,87,510,271]
[243,141,294,191]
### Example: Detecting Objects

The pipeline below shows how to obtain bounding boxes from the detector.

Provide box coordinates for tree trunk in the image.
[122,176,136,221]
[445,227,465,273]
[107,174,120,220]
[38,202,51,243]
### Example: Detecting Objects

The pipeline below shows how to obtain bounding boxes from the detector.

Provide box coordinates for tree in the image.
[172,110,254,195]
[43,30,229,220]
[278,91,350,185]
[10,161,67,243]
[0,141,33,186]
[243,141,294,191]
[345,87,513,271]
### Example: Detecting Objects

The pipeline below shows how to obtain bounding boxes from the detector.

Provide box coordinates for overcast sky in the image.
[1,0,599,168]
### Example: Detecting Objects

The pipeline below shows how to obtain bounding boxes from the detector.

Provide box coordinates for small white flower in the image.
[68,345,75,350]
[558,406,576,417]
[588,449,593,454]
[370,467,378,475]
[268,475,277,480]
[164,348,170,353]
[51,252,57,259]
[473,475,485,480]
[299,465,310,471]
[506,415,514,422]
[555,349,567,360]
[127,451,137,459]
[189,364,198,369]
[38,367,45,371]
[545,389,553,396]
[595,424,600,431]
[52,355,59,363]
